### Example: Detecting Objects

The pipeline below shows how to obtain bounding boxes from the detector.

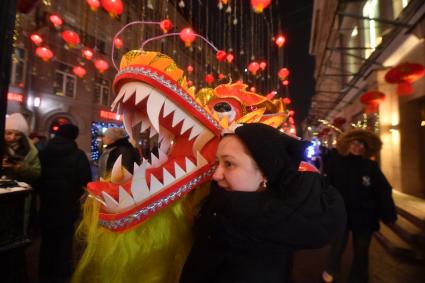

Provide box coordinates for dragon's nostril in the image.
[214,102,232,112]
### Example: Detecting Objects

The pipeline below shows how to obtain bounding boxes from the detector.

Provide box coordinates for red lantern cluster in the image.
[101,0,124,18]
[385,63,425,96]
[179,28,196,47]
[360,91,385,113]
[251,0,271,13]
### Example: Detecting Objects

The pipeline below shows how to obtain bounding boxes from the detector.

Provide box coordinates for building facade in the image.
[308,0,425,197]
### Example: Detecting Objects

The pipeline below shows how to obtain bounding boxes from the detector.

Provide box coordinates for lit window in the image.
[362,0,379,58]
[53,63,76,98]
[95,77,110,106]
[11,47,27,88]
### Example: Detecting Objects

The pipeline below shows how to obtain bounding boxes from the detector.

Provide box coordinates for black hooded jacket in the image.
[38,136,92,228]
[180,171,346,283]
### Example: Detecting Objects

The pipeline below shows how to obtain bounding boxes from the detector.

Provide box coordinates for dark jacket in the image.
[99,138,140,179]
[323,150,397,232]
[180,172,346,283]
[38,136,92,229]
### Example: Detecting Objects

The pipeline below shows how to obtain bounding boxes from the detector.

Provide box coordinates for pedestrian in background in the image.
[321,129,397,283]
[98,127,140,180]
[2,113,41,184]
[38,123,92,283]
[180,123,346,283]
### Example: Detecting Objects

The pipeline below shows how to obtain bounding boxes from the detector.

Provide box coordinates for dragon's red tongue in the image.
[88,181,125,200]
[146,156,194,184]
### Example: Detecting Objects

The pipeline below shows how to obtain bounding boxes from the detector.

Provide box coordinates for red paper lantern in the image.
[101,0,123,18]
[250,86,256,92]
[179,28,196,47]
[282,97,291,105]
[35,47,54,62]
[259,61,267,70]
[86,0,100,10]
[288,110,295,117]
[251,0,271,13]
[114,37,123,49]
[160,19,173,33]
[278,68,290,80]
[248,62,260,75]
[226,53,234,63]
[30,33,43,45]
[94,59,109,73]
[187,80,193,87]
[385,63,425,96]
[204,74,214,85]
[216,50,227,62]
[187,65,193,74]
[218,73,225,80]
[62,30,80,48]
[360,91,385,113]
[49,14,63,28]
[73,66,87,78]
[82,48,94,60]
[275,35,286,48]
[282,80,289,86]
[333,117,347,128]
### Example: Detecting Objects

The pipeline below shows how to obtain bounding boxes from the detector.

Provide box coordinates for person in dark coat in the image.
[321,129,397,283]
[98,127,140,180]
[180,123,346,283]
[37,123,92,283]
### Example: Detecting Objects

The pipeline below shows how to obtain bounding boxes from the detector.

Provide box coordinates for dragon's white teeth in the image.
[162,168,174,186]
[150,152,161,167]
[111,87,127,110]
[146,90,165,133]
[149,175,163,195]
[185,157,196,173]
[123,83,137,103]
[101,191,120,212]
[111,155,133,184]
[130,162,150,202]
[135,83,152,105]
[118,186,135,209]
[149,126,158,138]
[172,108,186,127]
[189,124,203,141]
[158,148,168,164]
[163,99,176,117]
[174,162,186,179]
[122,112,134,139]
[196,151,208,167]
[181,115,195,135]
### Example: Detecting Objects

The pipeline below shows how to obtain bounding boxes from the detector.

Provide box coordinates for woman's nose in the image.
[212,165,223,181]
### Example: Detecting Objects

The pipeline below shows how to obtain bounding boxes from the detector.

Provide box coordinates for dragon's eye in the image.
[214,102,232,112]
[212,101,236,122]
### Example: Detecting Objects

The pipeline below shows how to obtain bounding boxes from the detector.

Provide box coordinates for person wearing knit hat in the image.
[3,113,41,183]
[321,129,397,283]
[180,123,346,283]
[98,127,140,181]
[37,122,92,282]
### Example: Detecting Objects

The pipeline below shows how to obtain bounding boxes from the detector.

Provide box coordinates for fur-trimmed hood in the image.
[336,129,382,158]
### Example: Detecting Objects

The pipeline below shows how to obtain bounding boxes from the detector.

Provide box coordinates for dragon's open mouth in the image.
[87,62,221,231]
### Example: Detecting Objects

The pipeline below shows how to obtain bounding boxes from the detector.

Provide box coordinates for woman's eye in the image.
[224,161,233,168]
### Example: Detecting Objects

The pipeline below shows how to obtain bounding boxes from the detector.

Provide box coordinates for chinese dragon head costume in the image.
[72,49,288,283]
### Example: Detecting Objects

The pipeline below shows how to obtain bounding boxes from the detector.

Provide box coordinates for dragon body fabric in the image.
[72,50,287,283]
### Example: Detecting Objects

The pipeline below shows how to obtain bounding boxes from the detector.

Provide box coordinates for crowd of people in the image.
[1,113,397,283]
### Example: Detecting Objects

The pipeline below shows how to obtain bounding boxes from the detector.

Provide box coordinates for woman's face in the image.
[212,135,265,192]
[349,140,366,156]
[5,130,23,144]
